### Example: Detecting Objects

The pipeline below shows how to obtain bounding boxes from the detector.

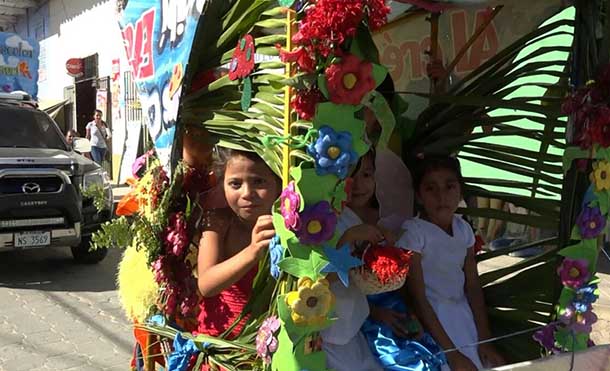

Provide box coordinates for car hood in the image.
[0,147,99,174]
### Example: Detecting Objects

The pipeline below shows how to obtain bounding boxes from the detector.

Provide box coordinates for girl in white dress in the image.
[397,156,505,371]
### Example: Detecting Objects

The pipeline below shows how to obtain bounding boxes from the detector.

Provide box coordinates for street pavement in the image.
[0,247,133,371]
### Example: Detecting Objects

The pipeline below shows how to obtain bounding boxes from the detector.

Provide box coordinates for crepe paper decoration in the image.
[576,206,606,239]
[292,87,324,121]
[307,125,359,179]
[313,102,369,157]
[296,201,337,245]
[572,283,599,312]
[590,160,610,192]
[167,333,201,371]
[320,244,363,287]
[364,90,395,150]
[557,258,590,289]
[256,315,281,364]
[228,34,255,81]
[331,178,351,213]
[277,247,329,279]
[286,277,334,326]
[280,181,302,231]
[241,76,253,111]
[269,236,285,280]
[324,54,376,105]
[533,323,559,353]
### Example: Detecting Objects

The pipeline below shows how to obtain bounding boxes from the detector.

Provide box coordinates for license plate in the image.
[14,231,51,248]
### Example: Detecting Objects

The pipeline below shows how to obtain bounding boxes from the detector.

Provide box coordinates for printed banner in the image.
[374,0,566,118]
[118,0,205,166]
[0,32,39,98]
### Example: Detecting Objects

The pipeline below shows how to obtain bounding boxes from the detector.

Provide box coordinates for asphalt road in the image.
[0,247,133,371]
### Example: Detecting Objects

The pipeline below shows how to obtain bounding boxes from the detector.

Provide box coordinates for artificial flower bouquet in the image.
[350,243,412,295]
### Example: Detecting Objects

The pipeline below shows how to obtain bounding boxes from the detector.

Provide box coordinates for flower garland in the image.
[534,65,610,354]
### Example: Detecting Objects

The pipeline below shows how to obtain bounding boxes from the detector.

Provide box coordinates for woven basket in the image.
[350,267,406,295]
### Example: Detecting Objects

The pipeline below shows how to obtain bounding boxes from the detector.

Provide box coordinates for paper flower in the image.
[364,245,412,285]
[561,307,598,334]
[325,54,375,105]
[228,34,255,80]
[279,46,316,73]
[573,283,599,312]
[280,181,301,231]
[576,206,606,239]
[292,87,324,120]
[296,201,337,245]
[307,125,358,179]
[557,258,590,289]
[533,323,558,353]
[269,236,284,280]
[286,277,334,326]
[590,160,610,192]
[256,316,280,364]
[163,212,188,256]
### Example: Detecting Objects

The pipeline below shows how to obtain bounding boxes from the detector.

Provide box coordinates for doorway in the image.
[75,79,96,136]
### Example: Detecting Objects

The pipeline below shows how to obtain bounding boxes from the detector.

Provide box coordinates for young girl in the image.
[322,150,442,371]
[399,156,505,371]
[196,148,280,338]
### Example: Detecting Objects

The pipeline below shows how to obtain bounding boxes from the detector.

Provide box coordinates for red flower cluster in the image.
[291,86,324,120]
[150,166,169,208]
[562,64,610,149]
[363,245,412,285]
[162,212,188,256]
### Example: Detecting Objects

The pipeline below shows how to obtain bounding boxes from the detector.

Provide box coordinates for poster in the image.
[0,32,39,99]
[118,0,205,167]
[96,88,108,120]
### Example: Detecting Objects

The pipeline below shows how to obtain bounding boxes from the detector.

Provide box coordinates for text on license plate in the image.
[14,231,51,248]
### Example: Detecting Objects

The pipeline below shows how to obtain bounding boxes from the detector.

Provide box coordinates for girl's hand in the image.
[478,343,505,368]
[446,351,477,371]
[248,215,275,259]
[378,226,397,246]
[346,224,384,244]
[370,306,411,338]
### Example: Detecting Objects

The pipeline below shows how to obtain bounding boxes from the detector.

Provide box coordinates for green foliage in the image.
[91,216,132,250]
[81,184,106,212]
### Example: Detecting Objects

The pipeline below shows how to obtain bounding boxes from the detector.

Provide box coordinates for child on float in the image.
[398,155,505,371]
[322,149,443,371]
[196,148,280,338]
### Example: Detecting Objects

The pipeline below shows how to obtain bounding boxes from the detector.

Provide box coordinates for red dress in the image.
[196,267,257,339]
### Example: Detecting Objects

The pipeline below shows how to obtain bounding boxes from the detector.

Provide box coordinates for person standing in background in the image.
[86,109,111,165]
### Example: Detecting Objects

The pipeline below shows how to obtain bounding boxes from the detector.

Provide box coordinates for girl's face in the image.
[223,155,280,223]
[417,168,461,228]
[349,155,376,209]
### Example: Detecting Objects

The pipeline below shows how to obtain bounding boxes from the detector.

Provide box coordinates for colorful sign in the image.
[118,0,205,167]
[66,58,84,77]
[0,32,39,98]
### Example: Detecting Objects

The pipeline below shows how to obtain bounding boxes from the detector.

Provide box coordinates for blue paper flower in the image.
[269,236,284,280]
[573,283,598,312]
[307,125,358,179]
[168,333,200,371]
[321,244,362,287]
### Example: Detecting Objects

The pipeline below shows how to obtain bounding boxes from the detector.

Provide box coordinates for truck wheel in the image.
[71,237,108,264]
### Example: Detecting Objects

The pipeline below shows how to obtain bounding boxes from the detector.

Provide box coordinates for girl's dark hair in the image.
[412,155,464,191]
[351,148,379,208]
[213,147,265,179]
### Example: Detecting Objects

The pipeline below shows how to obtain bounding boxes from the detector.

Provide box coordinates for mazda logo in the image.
[22,182,41,194]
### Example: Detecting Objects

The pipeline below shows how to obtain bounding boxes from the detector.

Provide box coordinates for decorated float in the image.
[96,0,610,369]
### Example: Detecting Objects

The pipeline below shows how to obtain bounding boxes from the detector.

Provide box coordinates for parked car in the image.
[0,92,113,263]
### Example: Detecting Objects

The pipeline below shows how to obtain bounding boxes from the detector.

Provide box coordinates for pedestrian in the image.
[65,129,78,150]
[85,110,111,165]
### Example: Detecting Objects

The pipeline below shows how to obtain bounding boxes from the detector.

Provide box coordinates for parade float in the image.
[95,0,610,369]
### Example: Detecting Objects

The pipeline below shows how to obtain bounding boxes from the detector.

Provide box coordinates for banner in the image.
[118,0,205,166]
[373,0,566,118]
[0,32,39,99]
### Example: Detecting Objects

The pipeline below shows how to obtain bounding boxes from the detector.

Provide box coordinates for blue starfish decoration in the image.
[321,244,362,287]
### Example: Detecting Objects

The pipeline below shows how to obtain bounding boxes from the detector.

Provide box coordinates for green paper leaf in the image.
[241,76,252,111]
[297,168,340,205]
[349,25,381,64]
[563,146,590,174]
[365,91,395,149]
[555,328,589,352]
[595,145,610,161]
[289,166,306,212]
[570,224,582,240]
[272,326,300,371]
[317,73,330,100]
[558,239,598,273]
[278,0,296,7]
[556,287,576,312]
[331,180,348,212]
[313,102,369,157]
[595,189,610,215]
[277,247,329,279]
[371,63,388,89]
[273,207,296,243]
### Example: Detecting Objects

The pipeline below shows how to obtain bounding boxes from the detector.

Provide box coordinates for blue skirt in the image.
[362,291,446,371]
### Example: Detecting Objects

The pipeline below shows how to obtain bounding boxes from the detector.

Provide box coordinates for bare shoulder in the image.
[199,207,234,233]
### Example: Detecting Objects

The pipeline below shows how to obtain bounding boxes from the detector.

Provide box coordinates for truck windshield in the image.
[0,106,68,150]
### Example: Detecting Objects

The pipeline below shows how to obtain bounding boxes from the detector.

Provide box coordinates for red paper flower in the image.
[590,106,610,148]
[363,245,412,285]
[326,54,375,105]
[229,34,255,80]
[278,46,317,73]
[292,87,324,120]
[365,0,391,30]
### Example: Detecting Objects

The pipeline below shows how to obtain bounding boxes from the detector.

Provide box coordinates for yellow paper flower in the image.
[286,277,334,326]
[590,160,610,192]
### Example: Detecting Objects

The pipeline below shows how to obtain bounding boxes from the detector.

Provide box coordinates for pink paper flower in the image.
[557,258,590,289]
[280,181,301,231]
[256,316,281,364]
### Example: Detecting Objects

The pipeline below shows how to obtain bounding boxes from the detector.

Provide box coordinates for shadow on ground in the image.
[0,246,123,292]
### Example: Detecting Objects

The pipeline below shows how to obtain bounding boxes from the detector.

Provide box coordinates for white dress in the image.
[397,216,483,369]
[321,207,384,371]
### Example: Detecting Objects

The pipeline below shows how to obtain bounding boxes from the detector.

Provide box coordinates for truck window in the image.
[0,106,68,150]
